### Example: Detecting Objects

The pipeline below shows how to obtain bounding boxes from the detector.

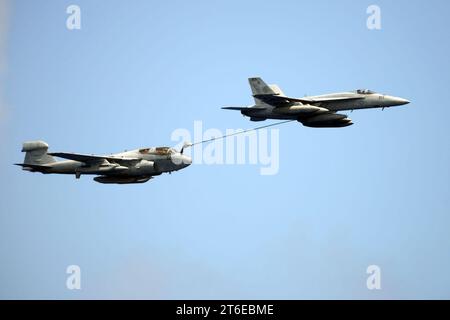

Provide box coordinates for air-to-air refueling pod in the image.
[93,176,153,184]
[300,113,353,128]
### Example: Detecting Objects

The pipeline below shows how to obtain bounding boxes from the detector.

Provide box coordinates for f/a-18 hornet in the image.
[223,77,410,127]
[15,141,192,184]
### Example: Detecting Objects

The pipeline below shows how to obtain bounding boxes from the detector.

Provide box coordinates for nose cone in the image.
[395,97,410,105]
[390,96,410,106]
[170,154,192,169]
[181,155,192,167]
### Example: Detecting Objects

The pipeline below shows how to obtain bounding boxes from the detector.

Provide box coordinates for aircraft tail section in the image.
[249,77,277,95]
[268,84,285,96]
[249,77,284,106]
[21,141,56,165]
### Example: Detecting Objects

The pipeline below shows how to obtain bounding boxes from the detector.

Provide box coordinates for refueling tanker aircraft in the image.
[15,141,192,184]
[223,77,410,127]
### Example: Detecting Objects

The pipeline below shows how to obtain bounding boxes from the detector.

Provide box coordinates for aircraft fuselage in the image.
[241,92,410,121]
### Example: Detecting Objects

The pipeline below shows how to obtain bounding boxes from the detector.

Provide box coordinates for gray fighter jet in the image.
[15,141,192,184]
[223,77,410,127]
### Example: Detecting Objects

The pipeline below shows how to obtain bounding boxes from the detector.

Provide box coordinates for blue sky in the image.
[1,0,449,299]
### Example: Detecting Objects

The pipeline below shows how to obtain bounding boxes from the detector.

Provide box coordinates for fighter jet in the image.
[223,77,410,127]
[15,141,192,184]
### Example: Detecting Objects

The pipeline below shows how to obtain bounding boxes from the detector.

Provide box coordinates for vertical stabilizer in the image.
[22,141,56,165]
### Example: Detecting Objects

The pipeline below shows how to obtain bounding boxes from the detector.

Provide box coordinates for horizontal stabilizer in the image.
[222,106,267,111]
[15,163,52,171]
[15,163,51,168]
[222,106,248,111]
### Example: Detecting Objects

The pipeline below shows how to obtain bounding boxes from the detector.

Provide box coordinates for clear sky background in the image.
[1,0,449,299]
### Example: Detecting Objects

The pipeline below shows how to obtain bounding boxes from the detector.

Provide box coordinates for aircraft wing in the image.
[253,94,364,107]
[307,96,365,103]
[48,152,140,164]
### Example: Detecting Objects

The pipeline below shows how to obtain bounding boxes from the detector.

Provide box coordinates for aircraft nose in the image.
[182,155,192,166]
[392,96,410,106]
[170,154,192,168]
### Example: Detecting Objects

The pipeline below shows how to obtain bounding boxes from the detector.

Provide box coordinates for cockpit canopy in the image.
[356,89,375,94]
[139,147,178,155]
